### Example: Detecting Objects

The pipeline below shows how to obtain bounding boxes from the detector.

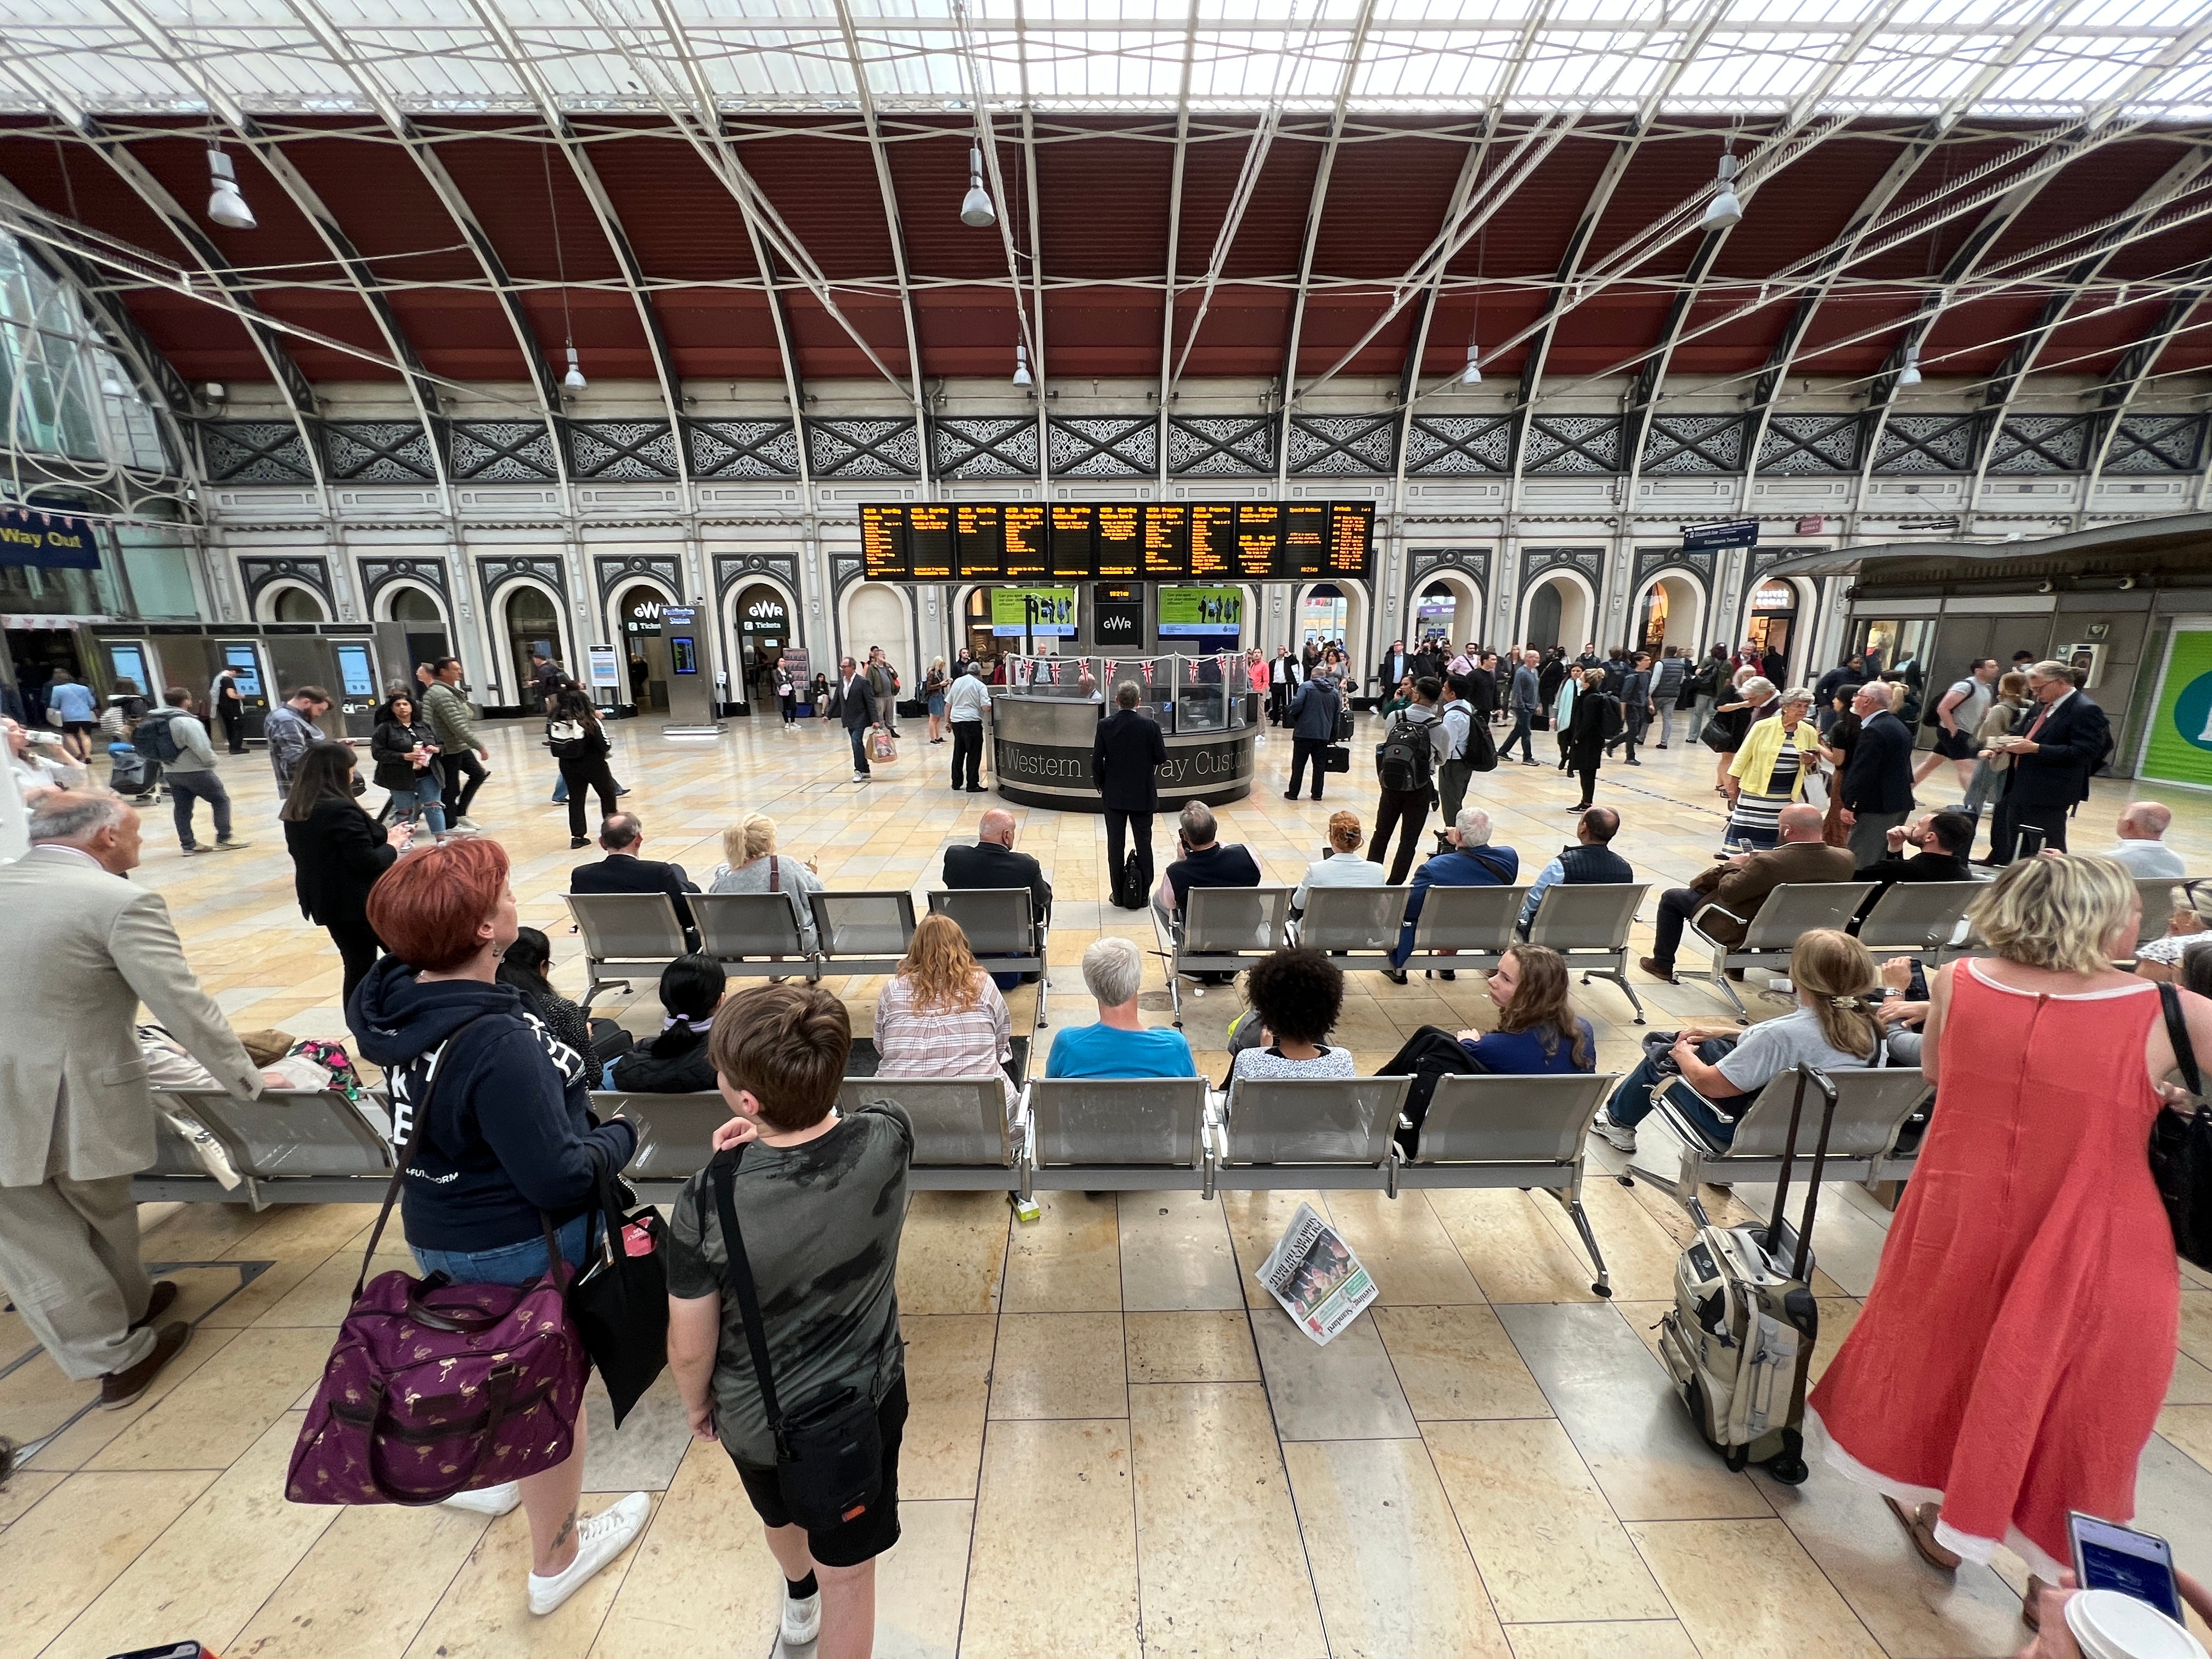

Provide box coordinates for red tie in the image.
[2025,704,2052,741]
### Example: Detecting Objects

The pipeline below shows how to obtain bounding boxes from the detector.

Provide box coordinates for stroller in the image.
[106,741,160,801]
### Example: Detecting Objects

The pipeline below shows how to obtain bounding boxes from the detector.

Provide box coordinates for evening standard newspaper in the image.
[1255,1202,1376,1346]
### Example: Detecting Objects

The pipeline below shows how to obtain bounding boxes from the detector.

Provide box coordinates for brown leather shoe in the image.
[132,1279,179,1331]
[1638,956,1677,983]
[1883,1496,1960,1571]
[101,1321,192,1410]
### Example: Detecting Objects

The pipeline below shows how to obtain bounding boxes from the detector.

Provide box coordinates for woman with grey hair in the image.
[1041,935,1197,1079]
[1811,854,2211,1628]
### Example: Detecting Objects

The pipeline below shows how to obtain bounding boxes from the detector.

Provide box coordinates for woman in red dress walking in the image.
[1809,854,2207,1625]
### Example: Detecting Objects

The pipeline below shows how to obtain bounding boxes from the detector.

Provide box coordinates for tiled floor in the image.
[4,709,2211,1658]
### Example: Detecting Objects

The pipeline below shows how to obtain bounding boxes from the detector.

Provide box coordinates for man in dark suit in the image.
[1986,658,2112,863]
[1094,682,1167,910]
[1639,803,1854,982]
[1378,640,1413,696]
[837,653,880,783]
[1838,680,1916,867]
[943,807,1052,987]
[569,810,700,949]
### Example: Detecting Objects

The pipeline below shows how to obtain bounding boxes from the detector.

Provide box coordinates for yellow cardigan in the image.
[1730,715,1821,798]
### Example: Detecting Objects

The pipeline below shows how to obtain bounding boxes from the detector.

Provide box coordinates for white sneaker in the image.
[453,815,482,832]
[1590,1110,1637,1154]
[852,772,870,783]
[782,1586,823,1646]
[443,1481,521,1517]
[527,1492,650,1615]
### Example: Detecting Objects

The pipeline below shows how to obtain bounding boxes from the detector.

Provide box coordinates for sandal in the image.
[1883,1497,1960,1571]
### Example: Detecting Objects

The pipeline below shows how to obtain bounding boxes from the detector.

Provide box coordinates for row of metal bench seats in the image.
[134,1066,1934,1300]
[566,888,1049,1017]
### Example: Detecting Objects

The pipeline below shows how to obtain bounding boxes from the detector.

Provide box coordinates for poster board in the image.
[2140,622,2212,791]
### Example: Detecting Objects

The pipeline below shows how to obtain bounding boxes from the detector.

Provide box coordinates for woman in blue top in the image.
[1457,944,1595,1074]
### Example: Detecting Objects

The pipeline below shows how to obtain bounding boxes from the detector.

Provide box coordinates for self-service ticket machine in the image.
[657,603,724,736]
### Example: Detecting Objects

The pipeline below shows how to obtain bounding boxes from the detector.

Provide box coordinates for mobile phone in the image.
[2018,824,2048,857]
[2069,1512,2183,1622]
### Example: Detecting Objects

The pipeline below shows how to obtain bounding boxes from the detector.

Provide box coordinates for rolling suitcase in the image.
[1654,1065,1839,1485]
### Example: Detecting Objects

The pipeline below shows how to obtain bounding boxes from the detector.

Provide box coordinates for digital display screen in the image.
[670,636,698,674]
[223,645,264,701]
[335,644,376,698]
[855,500,1372,581]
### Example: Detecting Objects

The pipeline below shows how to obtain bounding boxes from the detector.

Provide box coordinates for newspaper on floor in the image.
[1254,1201,1376,1346]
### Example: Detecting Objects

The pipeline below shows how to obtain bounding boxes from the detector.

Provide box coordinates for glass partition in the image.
[1006,653,1251,733]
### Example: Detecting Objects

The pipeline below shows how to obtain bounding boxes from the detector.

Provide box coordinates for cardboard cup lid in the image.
[2064,1589,2207,1659]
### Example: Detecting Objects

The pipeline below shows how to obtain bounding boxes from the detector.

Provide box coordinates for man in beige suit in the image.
[0,792,267,1407]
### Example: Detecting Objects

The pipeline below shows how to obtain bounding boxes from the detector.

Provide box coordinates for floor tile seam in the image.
[1620,1513,1895,1659]
[1232,1295,1336,1659]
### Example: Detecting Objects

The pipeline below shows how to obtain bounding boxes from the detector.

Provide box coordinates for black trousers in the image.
[1268,684,1288,725]
[1989,797,2070,864]
[1571,753,1599,806]
[950,720,984,789]
[1289,738,1330,799]
[1650,885,1703,967]
[218,706,245,753]
[560,756,620,840]
[443,748,488,819]
[1370,786,1432,884]
[328,913,385,1012]
[1107,810,1154,904]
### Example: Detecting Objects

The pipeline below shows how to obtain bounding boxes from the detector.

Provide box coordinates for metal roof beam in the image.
[2080,255,2212,504]
[1156,0,1198,486]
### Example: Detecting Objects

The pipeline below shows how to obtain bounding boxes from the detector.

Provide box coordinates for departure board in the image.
[1233,503,1280,578]
[1189,504,1235,577]
[861,504,908,579]
[1094,505,1142,578]
[1050,505,1094,578]
[1004,505,1047,578]
[906,504,953,580]
[854,500,1373,581]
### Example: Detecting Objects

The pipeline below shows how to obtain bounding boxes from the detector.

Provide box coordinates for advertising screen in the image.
[1157,586,1245,637]
[989,586,1079,638]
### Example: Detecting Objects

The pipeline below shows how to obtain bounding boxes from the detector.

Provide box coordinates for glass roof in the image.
[3,0,2210,117]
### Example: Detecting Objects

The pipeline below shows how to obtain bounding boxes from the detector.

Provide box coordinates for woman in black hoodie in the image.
[353,836,648,1616]
[547,687,618,849]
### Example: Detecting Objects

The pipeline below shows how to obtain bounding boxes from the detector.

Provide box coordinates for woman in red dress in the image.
[1809,854,2208,1625]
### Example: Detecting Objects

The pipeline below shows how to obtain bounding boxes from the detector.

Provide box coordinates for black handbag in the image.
[568,1152,669,1426]
[710,1148,885,1530]
[1700,713,1736,752]
[2151,983,2212,1269]
[1321,744,1351,774]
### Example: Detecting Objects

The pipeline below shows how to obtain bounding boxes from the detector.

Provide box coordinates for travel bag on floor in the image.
[1653,1065,1839,1485]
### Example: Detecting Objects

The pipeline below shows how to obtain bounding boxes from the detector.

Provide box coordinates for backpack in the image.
[1375,710,1434,795]
[545,717,590,759]
[133,709,183,764]
[1464,717,1498,774]
[1595,693,1626,742]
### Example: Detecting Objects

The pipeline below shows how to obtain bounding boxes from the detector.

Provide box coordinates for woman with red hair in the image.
[351,837,648,1615]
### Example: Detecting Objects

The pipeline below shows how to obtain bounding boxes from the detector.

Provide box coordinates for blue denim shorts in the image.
[412,1212,592,1287]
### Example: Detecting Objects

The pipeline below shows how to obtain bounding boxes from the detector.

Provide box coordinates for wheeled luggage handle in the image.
[1765,1065,1841,1283]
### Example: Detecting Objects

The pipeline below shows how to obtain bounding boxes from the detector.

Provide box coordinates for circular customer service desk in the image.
[990,693,1256,812]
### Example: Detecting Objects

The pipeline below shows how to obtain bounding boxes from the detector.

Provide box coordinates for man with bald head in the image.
[942,806,1052,989]
[1638,801,1855,984]
[2102,800,2185,879]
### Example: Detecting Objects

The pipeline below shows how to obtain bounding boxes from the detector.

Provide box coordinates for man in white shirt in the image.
[1915,656,1999,793]
[1435,681,1475,832]
[2102,800,2186,878]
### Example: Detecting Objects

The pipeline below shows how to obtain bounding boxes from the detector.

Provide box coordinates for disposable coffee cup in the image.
[2064,1588,2207,1659]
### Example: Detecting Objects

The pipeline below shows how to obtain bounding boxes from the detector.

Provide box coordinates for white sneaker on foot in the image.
[443,1481,521,1517]
[782,1586,823,1646]
[527,1492,650,1615]
[452,815,482,832]
[1590,1110,1637,1154]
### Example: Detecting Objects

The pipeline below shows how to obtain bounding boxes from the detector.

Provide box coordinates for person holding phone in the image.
[1809,855,2211,1630]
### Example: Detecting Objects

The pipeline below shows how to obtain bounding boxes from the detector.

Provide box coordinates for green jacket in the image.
[423,680,479,754]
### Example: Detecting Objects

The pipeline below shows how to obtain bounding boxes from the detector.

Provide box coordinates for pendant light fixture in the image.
[544,144,583,397]
[961,144,996,228]
[1012,340,1032,388]
[206,147,256,230]
[563,345,588,393]
[1700,150,1743,232]
[1895,343,1922,387]
[1460,343,1482,386]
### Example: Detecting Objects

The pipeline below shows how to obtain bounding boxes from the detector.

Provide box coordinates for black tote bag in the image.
[568,1152,670,1426]
[2152,982,2212,1269]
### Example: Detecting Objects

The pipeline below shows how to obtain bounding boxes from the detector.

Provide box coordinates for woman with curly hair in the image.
[1228,947,1353,1099]
[872,912,1015,1117]
[1455,944,1595,1074]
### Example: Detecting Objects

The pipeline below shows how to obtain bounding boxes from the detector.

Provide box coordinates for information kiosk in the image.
[989,652,1257,812]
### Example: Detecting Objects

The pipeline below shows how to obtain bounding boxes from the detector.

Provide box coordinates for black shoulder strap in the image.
[2160,981,2201,1098]
[711,1147,785,1432]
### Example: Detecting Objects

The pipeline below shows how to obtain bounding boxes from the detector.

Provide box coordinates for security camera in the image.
[2035,579,2057,595]
[2118,575,2138,590]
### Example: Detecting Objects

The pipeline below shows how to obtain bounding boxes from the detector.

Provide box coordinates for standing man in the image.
[945,661,991,792]
[866,646,904,739]
[1267,647,1292,726]
[1284,665,1342,803]
[263,685,331,799]
[1649,649,1688,749]
[1609,652,1654,766]
[839,655,881,783]
[422,658,490,831]
[1094,682,1166,910]
[140,687,246,855]
[1433,678,1475,829]
[1502,650,1542,766]
[209,665,247,753]
[0,792,272,1406]
[1369,675,1449,885]
[1915,656,1999,794]
[1838,679,1917,867]
[46,669,98,763]
[1984,658,2111,863]
[1378,640,1412,696]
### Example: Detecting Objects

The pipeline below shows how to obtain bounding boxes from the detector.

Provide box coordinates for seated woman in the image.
[495,924,623,1064]
[1455,944,1595,1075]
[608,954,726,1092]
[709,812,825,956]
[1044,936,1195,1079]
[1227,947,1355,1098]
[873,913,1017,1118]
[1592,928,1880,1153]
[1292,810,1386,913]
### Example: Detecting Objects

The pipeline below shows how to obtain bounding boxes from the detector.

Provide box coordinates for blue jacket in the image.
[1288,676,1341,742]
[1393,842,1521,967]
